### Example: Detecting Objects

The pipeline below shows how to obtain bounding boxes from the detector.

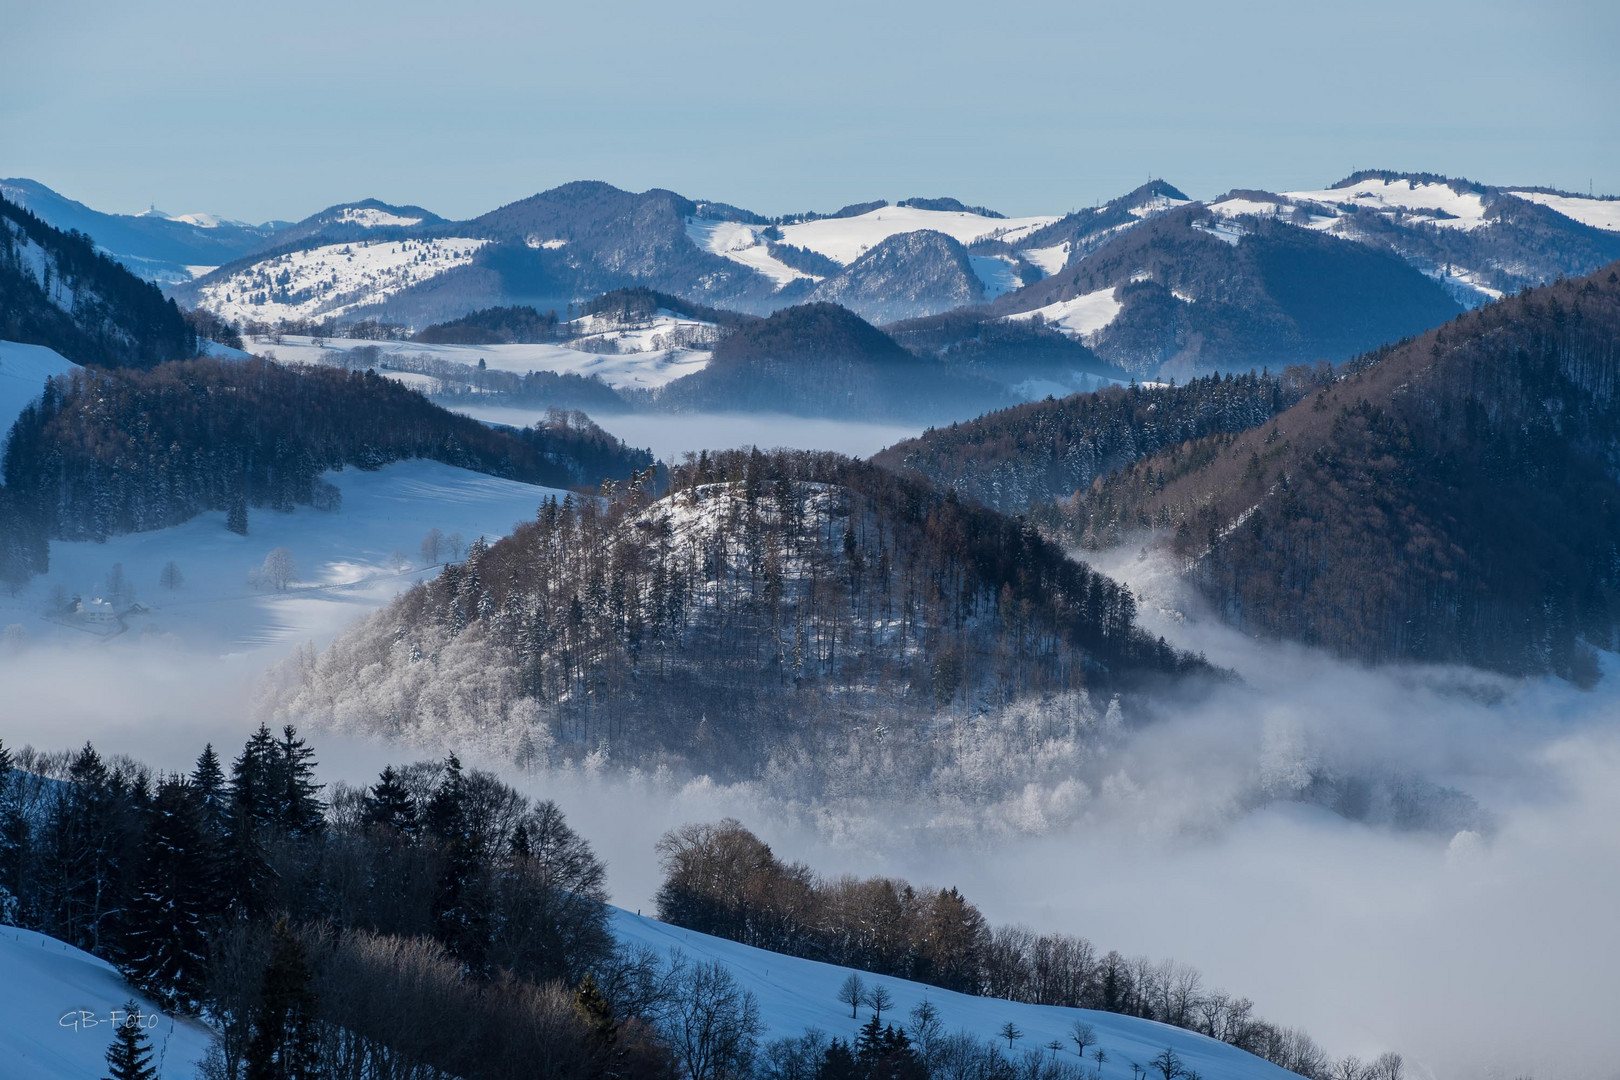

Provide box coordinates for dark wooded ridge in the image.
[1068,263,1620,679]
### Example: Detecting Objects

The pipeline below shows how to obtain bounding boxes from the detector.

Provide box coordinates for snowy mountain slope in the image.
[192,236,490,323]
[610,909,1301,1080]
[0,460,568,654]
[0,340,78,447]
[0,924,212,1080]
[778,205,1057,265]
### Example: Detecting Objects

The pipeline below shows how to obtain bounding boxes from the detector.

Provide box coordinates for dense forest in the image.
[0,194,197,367]
[874,370,1318,516]
[656,819,1386,1080]
[655,303,1016,421]
[0,357,651,581]
[1064,264,1620,679]
[806,231,985,324]
[268,448,1204,781]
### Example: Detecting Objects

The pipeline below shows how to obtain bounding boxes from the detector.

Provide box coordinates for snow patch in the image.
[968,254,1022,299]
[1006,287,1123,339]
[777,206,1058,266]
[1019,242,1071,276]
[1282,178,1490,231]
[1505,191,1620,232]
[686,218,817,287]
[335,206,424,228]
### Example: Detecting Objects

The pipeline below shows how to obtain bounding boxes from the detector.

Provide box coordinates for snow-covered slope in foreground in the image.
[0,925,212,1080]
[610,909,1301,1080]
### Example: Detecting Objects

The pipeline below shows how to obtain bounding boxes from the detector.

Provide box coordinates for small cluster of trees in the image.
[657,819,1387,1080]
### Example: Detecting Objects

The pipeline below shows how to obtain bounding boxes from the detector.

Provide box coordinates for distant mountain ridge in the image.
[17,171,1620,383]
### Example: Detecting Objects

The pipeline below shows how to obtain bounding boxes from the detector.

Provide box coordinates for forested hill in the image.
[0,195,197,366]
[655,302,1015,420]
[873,369,1321,517]
[1065,263,1620,680]
[0,358,651,575]
[268,449,1206,781]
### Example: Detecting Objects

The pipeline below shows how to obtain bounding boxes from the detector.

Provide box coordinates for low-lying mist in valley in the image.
[2,549,1616,1080]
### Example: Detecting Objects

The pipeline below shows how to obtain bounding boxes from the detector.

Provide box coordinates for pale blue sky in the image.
[3,0,1616,222]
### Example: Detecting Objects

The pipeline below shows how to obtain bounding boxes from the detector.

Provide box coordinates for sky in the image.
[2,0,1617,223]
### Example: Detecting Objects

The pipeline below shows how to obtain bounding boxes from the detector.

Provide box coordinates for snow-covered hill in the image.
[0,924,212,1080]
[610,908,1300,1080]
[193,236,490,323]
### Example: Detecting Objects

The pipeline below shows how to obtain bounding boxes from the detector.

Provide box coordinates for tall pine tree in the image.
[102,1000,158,1080]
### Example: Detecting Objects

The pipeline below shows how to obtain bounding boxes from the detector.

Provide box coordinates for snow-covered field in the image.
[0,340,77,448]
[1505,190,1620,232]
[194,237,489,323]
[253,333,710,390]
[1281,178,1489,230]
[1006,287,1124,339]
[0,460,566,655]
[778,206,1058,265]
[0,925,212,1080]
[611,909,1296,1080]
[1020,241,1071,275]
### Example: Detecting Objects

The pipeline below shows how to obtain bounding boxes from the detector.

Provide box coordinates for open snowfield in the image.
[1505,190,1620,232]
[1281,179,1489,230]
[0,924,213,1080]
[0,460,566,655]
[612,908,1297,1080]
[0,340,77,448]
[255,334,710,390]
[1006,287,1124,338]
[778,206,1058,265]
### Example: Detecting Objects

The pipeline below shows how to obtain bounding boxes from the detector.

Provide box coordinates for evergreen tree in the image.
[102,1000,158,1080]
[274,726,325,839]
[122,778,213,1011]
[245,919,320,1080]
[223,726,279,914]
[191,743,228,836]
[361,764,417,835]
